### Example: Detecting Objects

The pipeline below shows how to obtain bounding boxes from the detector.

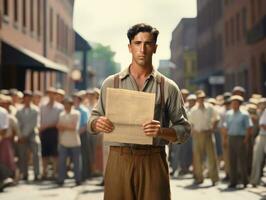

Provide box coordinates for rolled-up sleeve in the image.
[167,83,191,144]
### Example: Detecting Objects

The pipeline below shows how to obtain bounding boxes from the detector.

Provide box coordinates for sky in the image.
[73,0,197,69]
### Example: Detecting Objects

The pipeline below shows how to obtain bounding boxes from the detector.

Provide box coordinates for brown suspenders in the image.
[114,74,120,89]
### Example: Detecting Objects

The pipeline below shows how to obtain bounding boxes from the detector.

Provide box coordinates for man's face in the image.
[64,102,72,111]
[128,32,157,67]
[48,92,55,101]
[188,100,196,108]
[231,100,240,110]
[73,96,81,107]
[197,97,204,104]
[23,96,32,105]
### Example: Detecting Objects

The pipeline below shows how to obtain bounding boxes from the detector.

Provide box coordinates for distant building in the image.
[196,0,224,96]
[224,0,266,96]
[0,0,75,92]
[183,50,197,92]
[157,59,176,79]
[74,31,92,90]
[170,18,197,90]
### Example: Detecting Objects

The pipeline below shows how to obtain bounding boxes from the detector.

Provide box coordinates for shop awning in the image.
[2,41,69,73]
[191,70,223,84]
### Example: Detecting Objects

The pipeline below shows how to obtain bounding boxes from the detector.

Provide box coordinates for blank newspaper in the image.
[105,88,155,144]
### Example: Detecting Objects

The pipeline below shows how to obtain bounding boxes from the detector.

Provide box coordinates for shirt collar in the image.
[118,65,160,82]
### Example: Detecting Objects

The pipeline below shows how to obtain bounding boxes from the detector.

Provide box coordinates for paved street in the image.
[1,174,265,200]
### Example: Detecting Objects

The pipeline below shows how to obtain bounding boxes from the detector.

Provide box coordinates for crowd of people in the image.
[0,85,266,192]
[0,87,101,191]
[169,86,266,189]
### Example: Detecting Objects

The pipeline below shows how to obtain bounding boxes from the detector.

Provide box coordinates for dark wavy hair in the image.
[127,23,159,44]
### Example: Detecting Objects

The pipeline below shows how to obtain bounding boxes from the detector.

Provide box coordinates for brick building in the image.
[170,18,197,90]
[222,0,266,96]
[196,0,224,96]
[0,0,75,91]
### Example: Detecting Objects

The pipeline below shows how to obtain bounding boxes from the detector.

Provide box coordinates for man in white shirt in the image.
[189,90,220,186]
[57,97,81,186]
[0,95,9,136]
[250,98,266,187]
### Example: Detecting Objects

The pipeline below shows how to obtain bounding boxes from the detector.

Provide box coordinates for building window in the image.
[251,56,257,92]
[30,0,34,32]
[224,0,229,6]
[49,8,53,43]
[250,0,256,25]
[242,7,247,35]
[57,15,60,49]
[22,0,27,28]
[3,0,8,16]
[230,17,235,45]
[14,0,18,22]
[37,0,41,37]
[65,26,69,54]
[225,21,229,46]
[236,13,240,42]
[257,0,262,18]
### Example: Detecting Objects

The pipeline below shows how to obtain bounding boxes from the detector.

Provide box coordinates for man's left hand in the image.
[143,120,161,137]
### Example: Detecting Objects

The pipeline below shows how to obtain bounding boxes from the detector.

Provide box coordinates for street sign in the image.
[208,76,225,85]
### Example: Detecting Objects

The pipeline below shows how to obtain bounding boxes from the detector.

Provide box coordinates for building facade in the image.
[74,31,92,90]
[170,18,197,90]
[157,59,176,79]
[196,0,224,96]
[0,0,75,91]
[224,0,266,96]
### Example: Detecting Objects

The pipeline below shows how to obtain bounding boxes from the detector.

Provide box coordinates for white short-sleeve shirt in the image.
[0,107,9,130]
[259,109,266,136]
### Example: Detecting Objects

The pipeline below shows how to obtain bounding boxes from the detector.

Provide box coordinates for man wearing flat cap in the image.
[222,95,253,188]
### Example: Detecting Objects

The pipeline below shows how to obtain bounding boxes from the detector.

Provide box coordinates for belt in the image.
[110,146,165,155]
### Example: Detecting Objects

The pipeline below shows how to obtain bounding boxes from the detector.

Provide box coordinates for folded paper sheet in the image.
[105,88,155,144]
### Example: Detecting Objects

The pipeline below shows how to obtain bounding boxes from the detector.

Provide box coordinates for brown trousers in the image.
[104,146,171,200]
[192,132,219,183]
[228,136,248,185]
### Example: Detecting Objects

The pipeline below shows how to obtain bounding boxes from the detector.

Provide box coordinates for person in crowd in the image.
[55,89,65,104]
[246,103,259,175]
[32,90,43,107]
[0,95,18,182]
[219,92,232,181]
[57,97,81,186]
[40,87,63,179]
[73,91,91,181]
[0,95,10,192]
[232,86,246,98]
[178,94,196,175]
[189,90,220,186]
[16,91,41,181]
[222,95,253,188]
[250,97,266,187]
[169,89,190,177]
[208,97,223,164]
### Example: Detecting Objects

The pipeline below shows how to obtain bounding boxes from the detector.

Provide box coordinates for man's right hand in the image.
[92,117,114,133]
